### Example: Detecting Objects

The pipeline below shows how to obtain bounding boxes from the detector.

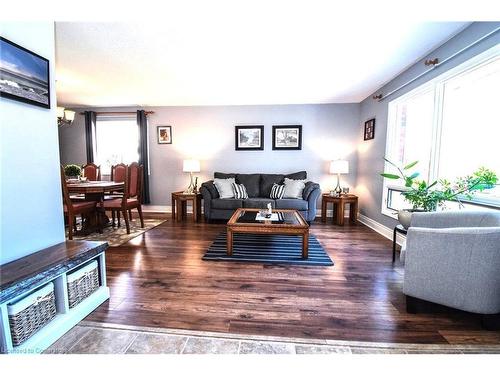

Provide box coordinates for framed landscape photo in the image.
[364,118,375,140]
[272,125,302,150]
[235,125,264,151]
[157,125,172,144]
[0,36,50,109]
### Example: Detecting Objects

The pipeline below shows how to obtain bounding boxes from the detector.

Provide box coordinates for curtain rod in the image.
[78,111,155,116]
[376,26,500,102]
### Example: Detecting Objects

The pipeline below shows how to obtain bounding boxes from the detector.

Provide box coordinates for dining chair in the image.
[82,163,101,181]
[107,163,128,225]
[110,163,127,183]
[60,166,98,240]
[103,162,145,234]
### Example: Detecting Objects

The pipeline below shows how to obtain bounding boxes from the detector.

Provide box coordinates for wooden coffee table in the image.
[226,208,310,259]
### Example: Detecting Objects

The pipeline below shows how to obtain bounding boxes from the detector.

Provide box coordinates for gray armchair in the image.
[402,211,500,329]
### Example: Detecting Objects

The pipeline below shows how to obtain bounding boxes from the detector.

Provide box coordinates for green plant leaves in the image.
[381,158,498,211]
[380,173,400,179]
[404,161,418,170]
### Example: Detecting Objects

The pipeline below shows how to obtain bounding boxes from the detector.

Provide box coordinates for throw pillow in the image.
[283,178,306,199]
[260,174,285,197]
[270,183,285,199]
[213,178,236,199]
[235,174,261,198]
[232,183,248,199]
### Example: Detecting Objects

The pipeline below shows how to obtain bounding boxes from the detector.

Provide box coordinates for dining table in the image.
[67,180,125,234]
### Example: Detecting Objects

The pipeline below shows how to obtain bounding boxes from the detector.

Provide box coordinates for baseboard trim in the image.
[142,206,350,218]
[358,214,405,246]
[143,205,170,213]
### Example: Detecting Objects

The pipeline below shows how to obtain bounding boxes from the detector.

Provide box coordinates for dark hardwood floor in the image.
[86,213,500,345]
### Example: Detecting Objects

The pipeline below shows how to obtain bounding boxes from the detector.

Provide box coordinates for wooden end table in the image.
[226,208,310,259]
[321,194,358,225]
[171,191,202,222]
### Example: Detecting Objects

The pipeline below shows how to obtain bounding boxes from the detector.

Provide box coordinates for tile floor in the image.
[43,321,500,354]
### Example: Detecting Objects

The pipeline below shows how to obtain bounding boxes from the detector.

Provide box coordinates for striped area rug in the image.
[203,232,333,266]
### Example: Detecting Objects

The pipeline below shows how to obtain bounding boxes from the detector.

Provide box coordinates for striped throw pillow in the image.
[270,183,285,199]
[232,183,248,199]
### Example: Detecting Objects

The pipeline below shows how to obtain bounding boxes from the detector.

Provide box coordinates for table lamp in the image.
[183,159,200,193]
[329,159,349,196]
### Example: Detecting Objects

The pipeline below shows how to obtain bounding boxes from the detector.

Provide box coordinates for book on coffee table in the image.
[255,212,284,221]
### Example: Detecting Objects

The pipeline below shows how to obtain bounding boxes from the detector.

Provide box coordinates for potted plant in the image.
[381,159,498,228]
[64,164,82,181]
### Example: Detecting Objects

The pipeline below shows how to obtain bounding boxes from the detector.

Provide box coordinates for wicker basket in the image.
[67,260,99,308]
[8,283,57,346]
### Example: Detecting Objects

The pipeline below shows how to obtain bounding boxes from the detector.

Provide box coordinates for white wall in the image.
[0,22,65,265]
[59,103,361,207]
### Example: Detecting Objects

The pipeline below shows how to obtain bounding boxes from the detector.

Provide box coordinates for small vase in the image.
[397,209,426,229]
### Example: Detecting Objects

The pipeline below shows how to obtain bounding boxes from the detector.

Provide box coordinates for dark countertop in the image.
[0,241,108,304]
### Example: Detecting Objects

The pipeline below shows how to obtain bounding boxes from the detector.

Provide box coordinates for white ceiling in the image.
[55,19,469,107]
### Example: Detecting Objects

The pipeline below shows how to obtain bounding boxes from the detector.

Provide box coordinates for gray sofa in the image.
[402,211,500,328]
[200,171,321,223]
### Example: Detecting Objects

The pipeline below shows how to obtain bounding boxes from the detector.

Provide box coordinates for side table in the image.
[171,191,202,222]
[321,194,358,225]
[392,224,407,262]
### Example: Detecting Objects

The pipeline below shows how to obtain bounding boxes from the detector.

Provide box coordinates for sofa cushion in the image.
[260,174,285,197]
[236,174,261,198]
[214,172,236,179]
[201,181,220,199]
[211,198,243,210]
[283,178,306,199]
[243,198,275,209]
[285,171,307,180]
[213,178,236,199]
[275,198,308,210]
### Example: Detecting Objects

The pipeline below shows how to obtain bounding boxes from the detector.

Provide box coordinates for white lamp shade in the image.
[56,107,65,118]
[183,159,200,173]
[330,160,349,174]
[64,109,75,122]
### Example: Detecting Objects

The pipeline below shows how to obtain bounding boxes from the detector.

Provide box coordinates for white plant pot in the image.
[398,209,426,229]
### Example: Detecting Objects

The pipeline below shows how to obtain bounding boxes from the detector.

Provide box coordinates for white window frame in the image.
[382,44,500,218]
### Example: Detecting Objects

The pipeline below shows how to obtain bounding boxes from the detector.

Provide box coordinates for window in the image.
[382,45,500,217]
[95,116,139,175]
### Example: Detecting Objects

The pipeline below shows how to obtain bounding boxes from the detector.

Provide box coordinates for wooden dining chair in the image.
[110,163,127,183]
[107,163,128,225]
[60,166,98,240]
[82,163,101,181]
[103,162,144,234]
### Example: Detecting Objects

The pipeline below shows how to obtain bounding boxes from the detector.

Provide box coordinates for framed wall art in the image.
[235,125,264,151]
[0,36,50,109]
[157,125,172,144]
[364,118,375,140]
[272,125,302,150]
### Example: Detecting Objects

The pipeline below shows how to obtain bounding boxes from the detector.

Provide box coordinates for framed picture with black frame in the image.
[0,36,50,109]
[157,125,172,144]
[272,125,302,150]
[364,118,375,140]
[235,125,264,151]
